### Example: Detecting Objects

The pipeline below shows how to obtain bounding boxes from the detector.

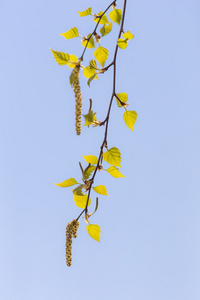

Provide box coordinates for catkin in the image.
[65,219,79,267]
[72,66,82,135]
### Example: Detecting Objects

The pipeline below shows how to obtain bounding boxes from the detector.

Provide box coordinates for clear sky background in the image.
[1,0,200,299]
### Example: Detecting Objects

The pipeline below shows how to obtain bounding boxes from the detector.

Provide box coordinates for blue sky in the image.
[1,0,200,299]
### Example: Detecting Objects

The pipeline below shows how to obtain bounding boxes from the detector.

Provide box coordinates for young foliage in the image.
[93,11,109,25]
[103,147,122,167]
[74,194,91,208]
[86,224,101,242]
[117,38,128,49]
[122,30,134,40]
[83,110,97,127]
[51,49,79,68]
[94,46,109,67]
[81,34,95,48]
[60,27,79,39]
[52,0,138,266]
[82,155,98,164]
[117,31,134,49]
[73,184,84,195]
[78,7,92,17]
[83,62,98,79]
[83,165,96,180]
[123,111,138,132]
[115,92,128,107]
[100,22,113,37]
[92,185,108,196]
[51,49,70,65]
[54,178,78,187]
[87,73,99,87]
[106,166,125,178]
[109,9,122,25]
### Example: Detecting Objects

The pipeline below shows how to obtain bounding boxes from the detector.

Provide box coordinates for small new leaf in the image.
[73,184,84,195]
[123,111,138,132]
[100,22,113,37]
[83,66,98,79]
[122,31,134,40]
[86,224,101,242]
[106,166,125,178]
[81,34,95,49]
[103,147,121,167]
[115,92,128,107]
[60,27,79,39]
[89,59,98,69]
[83,165,96,180]
[109,9,122,25]
[93,11,109,25]
[87,73,98,87]
[92,185,108,196]
[67,54,79,68]
[94,46,109,67]
[54,178,78,187]
[78,7,92,17]
[51,49,69,65]
[74,194,91,208]
[117,38,128,49]
[82,155,98,165]
[69,69,76,86]
[83,110,97,127]
[90,197,99,216]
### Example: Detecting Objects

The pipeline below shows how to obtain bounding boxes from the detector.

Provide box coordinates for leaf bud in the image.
[112,2,117,9]
[94,33,101,43]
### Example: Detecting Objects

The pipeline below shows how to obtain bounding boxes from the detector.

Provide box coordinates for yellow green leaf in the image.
[106,166,125,178]
[74,194,91,208]
[89,59,98,69]
[83,110,97,127]
[103,147,121,167]
[81,34,95,49]
[109,9,122,25]
[86,224,101,242]
[67,54,79,68]
[94,46,109,67]
[122,31,134,40]
[115,92,128,107]
[117,38,128,49]
[54,178,78,187]
[82,155,98,164]
[51,49,70,65]
[78,7,92,17]
[60,27,79,39]
[73,184,84,195]
[83,66,98,79]
[83,165,96,180]
[92,185,108,196]
[100,22,113,37]
[123,111,138,132]
[94,11,109,25]
[88,73,98,87]
[69,69,76,86]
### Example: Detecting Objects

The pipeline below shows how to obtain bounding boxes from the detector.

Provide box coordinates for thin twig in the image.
[80,0,116,61]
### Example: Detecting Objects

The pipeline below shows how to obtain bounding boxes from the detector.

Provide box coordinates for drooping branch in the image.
[76,0,128,221]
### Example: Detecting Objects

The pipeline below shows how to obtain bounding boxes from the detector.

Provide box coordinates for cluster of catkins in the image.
[65,219,79,267]
[72,66,82,135]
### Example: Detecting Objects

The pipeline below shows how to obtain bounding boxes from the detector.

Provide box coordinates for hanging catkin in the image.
[65,219,79,267]
[72,66,82,135]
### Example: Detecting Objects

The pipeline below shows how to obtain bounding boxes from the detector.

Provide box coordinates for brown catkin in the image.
[65,219,79,267]
[73,66,82,135]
